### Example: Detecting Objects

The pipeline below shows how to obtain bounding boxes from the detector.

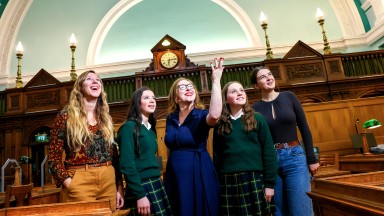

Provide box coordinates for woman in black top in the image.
[250,66,320,216]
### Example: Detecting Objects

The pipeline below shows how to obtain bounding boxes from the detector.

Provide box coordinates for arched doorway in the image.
[29,126,51,187]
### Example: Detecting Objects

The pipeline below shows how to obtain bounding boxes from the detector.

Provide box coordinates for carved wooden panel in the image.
[6,93,23,114]
[324,57,346,81]
[10,95,21,110]
[26,91,60,109]
[328,60,341,74]
[286,63,325,79]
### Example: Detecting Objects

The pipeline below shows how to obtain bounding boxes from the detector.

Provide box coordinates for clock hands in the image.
[160,52,178,68]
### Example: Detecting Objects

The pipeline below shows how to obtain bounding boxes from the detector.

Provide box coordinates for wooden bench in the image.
[0,184,60,208]
[0,199,114,216]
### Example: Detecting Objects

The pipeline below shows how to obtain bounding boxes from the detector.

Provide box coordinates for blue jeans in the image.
[274,145,313,216]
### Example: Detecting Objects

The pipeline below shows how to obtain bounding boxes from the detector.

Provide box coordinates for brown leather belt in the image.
[65,161,112,170]
[274,140,300,149]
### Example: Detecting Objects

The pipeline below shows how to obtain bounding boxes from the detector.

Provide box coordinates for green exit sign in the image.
[35,133,49,143]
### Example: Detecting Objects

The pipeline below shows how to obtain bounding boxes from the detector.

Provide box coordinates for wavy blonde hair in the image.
[66,70,114,151]
[167,78,205,113]
[217,81,257,135]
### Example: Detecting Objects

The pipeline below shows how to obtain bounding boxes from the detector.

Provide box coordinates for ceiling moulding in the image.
[211,0,261,47]
[87,0,261,66]
[0,0,32,77]
[329,0,365,38]
[366,19,384,46]
[86,0,144,66]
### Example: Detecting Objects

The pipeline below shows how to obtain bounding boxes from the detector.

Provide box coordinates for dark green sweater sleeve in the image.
[117,121,146,199]
[255,113,277,189]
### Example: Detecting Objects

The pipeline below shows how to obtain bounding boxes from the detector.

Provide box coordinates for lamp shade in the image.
[363,119,382,129]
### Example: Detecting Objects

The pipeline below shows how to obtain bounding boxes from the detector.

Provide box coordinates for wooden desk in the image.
[308,171,384,216]
[339,154,384,173]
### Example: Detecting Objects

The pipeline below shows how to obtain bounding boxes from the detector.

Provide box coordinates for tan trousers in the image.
[63,165,117,211]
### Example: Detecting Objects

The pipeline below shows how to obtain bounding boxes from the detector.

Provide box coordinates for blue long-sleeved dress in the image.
[164,108,219,216]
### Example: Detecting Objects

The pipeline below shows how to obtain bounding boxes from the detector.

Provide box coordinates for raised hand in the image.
[207,57,225,126]
[210,57,224,83]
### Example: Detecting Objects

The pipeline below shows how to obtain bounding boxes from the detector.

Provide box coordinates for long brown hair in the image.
[66,70,114,151]
[167,78,205,114]
[216,81,257,135]
[125,86,157,156]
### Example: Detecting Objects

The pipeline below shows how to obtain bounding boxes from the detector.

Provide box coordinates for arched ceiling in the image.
[92,0,259,64]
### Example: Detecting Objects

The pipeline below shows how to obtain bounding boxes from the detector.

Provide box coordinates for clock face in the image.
[160,52,179,69]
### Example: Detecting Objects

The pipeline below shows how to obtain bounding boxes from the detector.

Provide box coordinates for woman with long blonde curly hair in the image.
[66,71,114,150]
[48,70,124,211]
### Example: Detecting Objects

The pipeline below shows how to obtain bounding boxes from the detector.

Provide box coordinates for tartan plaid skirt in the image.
[125,176,173,216]
[219,171,274,216]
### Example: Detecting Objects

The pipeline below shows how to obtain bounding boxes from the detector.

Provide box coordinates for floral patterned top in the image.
[48,110,122,188]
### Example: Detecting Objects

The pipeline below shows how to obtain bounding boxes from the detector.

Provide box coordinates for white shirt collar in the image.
[230,109,244,120]
[142,121,152,130]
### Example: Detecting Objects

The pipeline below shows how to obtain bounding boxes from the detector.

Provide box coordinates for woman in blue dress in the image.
[164,58,224,216]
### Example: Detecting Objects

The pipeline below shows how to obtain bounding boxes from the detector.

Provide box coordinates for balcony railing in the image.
[341,50,384,77]
[1,49,384,115]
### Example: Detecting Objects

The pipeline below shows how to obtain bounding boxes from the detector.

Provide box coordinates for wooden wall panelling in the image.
[351,97,384,143]
[303,101,356,154]
[156,119,167,170]
[12,128,22,166]
[303,96,384,155]
[4,129,13,163]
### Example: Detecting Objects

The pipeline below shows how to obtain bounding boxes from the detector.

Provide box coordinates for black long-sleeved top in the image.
[252,91,317,165]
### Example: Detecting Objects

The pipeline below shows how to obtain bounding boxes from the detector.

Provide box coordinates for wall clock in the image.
[160,52,179,69]
[150,34,187,72]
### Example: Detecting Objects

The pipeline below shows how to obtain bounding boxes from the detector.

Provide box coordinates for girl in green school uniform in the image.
[213,81,277,216]
[117,87,172,216]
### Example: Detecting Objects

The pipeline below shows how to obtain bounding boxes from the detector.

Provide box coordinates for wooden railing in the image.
[1,49,384,116]
[341,50,384,76]
[103,77,136,103]
[207,62,262,90]
[138,67,203,98]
